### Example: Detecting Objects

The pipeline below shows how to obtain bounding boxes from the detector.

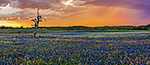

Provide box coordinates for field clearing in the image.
[0,32,150,64]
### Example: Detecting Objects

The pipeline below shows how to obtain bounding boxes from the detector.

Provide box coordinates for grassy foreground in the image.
[0,29,150,33]
[0,32,150,64]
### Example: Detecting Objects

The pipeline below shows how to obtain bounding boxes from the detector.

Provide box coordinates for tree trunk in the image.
[33,24,38,38]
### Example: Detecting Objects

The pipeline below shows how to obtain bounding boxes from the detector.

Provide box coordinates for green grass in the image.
[77,30,150,32]
[0,29,150,33]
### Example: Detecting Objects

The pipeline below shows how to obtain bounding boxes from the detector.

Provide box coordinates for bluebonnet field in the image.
[0,32,150,64]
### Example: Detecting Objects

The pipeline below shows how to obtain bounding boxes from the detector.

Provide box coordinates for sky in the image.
[0,0,150,27]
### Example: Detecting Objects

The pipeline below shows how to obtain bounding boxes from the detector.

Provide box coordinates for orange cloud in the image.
[37,6,147,27]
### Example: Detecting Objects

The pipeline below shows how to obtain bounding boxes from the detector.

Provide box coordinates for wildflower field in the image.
[0,32,150,64]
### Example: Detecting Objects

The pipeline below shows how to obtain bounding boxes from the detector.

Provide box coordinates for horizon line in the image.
[0,24,149,28]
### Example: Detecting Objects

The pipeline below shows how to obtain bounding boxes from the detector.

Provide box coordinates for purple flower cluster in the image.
[0,33,150,64]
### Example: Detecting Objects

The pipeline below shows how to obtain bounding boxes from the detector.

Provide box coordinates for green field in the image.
[0,29,150,33]
[0,29,150,64]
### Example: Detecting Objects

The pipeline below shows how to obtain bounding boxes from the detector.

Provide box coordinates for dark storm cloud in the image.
[1,0,150,10]
[0,0,10,6]
[84,0,150,11]
[0,0,150,19]
[10,0,59,9]
[84,0,150,17]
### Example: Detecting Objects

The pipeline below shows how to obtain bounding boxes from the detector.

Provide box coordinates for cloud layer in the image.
[0,0,149,17]
[0,0,10,6]
[0,0,87,19]
[10,0,59,9]
[0,0,150,26]
[0,0,149,10]
[85,0,150,12]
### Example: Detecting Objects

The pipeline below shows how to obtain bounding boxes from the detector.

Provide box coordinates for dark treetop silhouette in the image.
[31,9,46,37]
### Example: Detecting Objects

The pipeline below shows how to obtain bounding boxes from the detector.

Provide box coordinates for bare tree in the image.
[31,9,46,38]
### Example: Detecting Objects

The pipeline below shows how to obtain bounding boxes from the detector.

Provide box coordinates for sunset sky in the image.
[0,0,150,27]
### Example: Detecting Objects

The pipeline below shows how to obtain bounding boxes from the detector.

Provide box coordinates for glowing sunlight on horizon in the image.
[0,21,22,27]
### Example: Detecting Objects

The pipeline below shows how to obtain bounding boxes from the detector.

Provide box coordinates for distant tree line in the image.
[0,24,150,30]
